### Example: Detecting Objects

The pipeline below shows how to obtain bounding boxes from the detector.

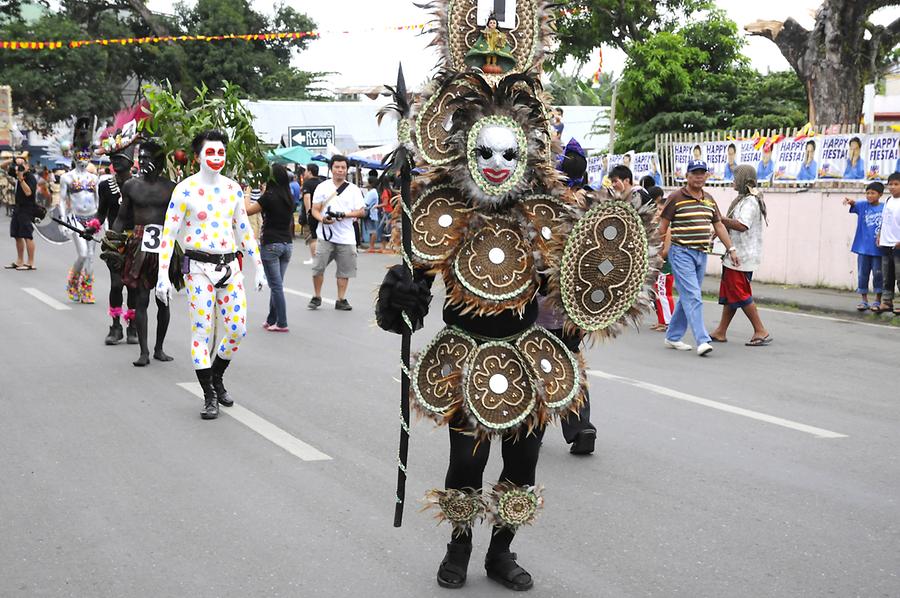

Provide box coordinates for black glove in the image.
[376,264,432,334]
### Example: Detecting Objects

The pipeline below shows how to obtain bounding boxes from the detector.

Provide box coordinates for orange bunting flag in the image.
[793,122,814,142]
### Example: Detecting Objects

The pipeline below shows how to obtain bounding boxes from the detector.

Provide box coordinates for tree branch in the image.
[125,0,171,37]
[745,17,811,76]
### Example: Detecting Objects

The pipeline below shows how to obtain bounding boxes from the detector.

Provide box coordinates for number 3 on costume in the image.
[142,224,163,253]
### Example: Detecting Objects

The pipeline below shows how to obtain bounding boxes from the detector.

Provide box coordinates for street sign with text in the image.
[288,126,334,151]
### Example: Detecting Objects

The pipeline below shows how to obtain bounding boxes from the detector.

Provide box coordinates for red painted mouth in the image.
[206,160,224,171]
[482,168,510,184]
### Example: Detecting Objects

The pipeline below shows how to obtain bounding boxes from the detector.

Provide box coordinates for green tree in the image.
[0,0,325,131]
[553,0,712,64]
[612,10,807,152]
[544,69,614,106]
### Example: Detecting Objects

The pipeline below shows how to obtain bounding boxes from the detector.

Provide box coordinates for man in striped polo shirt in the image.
[658,160,740,356]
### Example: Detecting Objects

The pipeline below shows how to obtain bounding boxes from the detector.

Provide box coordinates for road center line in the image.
[22,287,72,311]
[177,382,332,461]
[586,369,848,439]
[284,287,336,306]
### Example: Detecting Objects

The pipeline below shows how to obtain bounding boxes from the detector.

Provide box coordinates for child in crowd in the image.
[843,181,884,311]
[649,187,672,331]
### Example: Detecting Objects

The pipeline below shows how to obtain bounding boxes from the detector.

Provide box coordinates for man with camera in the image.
[2,157,38,271]
[308,155,366,311]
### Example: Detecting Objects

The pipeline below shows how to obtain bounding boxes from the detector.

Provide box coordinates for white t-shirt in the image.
[724,195,764,272]
[312,178,365,245]
[878,196,900,247]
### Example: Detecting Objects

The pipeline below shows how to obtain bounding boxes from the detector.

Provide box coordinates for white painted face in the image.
[199,140,226,176]
[75,150,91,169]
[474,125,519,187]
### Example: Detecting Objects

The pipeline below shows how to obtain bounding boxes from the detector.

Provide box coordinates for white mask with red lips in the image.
[474,125,519,188]
[198,140,226,179]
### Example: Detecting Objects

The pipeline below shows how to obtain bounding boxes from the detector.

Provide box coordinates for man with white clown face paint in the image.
[155,130,267,420]
[473,123,520,188]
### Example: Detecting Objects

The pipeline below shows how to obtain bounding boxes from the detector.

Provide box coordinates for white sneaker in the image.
[665,339,693,351]
[697,342,713,356]
[303,258,313,265]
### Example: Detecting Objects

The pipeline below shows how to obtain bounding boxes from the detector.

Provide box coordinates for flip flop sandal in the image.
[4,262,22,269]
[15,265,35,271]
[870,302,881,312]
[856,302,869,311]
[485,552,533,591]
[745,336,773,347]
[709,336,728,343]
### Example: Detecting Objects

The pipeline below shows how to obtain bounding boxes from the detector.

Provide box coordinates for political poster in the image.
[632,152,663,187]
[586,153,607,189]
[817,134,867,182]
[703,141,738,184]
[862,133,900,181]
[773,138,818,183]
[740,140,776,184]
[672,143,699,181]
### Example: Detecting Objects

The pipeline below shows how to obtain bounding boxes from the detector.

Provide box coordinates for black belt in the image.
[184,250,236,265]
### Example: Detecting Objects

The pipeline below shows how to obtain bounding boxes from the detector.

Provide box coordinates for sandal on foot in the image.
[856,302,869,311]
[4,262,22,269]
[15,264,35,271]
[485,552,533,591]
[437,543,472,589]
[745,335,773,347]
[709,336,728,343]
[870,302,881,313]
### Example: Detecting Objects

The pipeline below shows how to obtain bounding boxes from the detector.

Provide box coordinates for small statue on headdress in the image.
[465,12,516,74]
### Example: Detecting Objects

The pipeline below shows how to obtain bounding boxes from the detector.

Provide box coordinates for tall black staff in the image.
[379,65,414,527]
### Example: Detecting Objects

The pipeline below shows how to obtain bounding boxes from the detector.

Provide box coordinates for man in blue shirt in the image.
[843,136,865,180]
[796,140,817,181]
[757,145,775,182]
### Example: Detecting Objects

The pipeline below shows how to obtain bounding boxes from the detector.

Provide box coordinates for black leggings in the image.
[444,424,544,553]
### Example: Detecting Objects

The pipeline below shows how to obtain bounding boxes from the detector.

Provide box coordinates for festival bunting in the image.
[0,23,427,51]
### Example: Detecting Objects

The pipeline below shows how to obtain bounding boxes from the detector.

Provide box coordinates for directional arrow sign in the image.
[288,126,335,150]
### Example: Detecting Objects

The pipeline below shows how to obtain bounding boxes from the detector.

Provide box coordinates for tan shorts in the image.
[311,239,357,278]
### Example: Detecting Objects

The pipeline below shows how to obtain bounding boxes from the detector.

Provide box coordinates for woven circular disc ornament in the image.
[518,194,571,244]
[452,216,536,303]
[410,185,470,264]
[412,327,477,418]
[515,326,582,410]
[463,342,536,433]
[414,78,477,166]
[467,115,528,198]
[560,201,650,331]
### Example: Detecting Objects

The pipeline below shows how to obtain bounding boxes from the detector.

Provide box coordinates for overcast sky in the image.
[146,0,900,91]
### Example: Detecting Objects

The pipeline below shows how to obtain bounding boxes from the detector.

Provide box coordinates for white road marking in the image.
[284,287,336,306]
[177,383,332,461]
[587,369,848,439]
[701,299,893,330]
[22,287,72,311]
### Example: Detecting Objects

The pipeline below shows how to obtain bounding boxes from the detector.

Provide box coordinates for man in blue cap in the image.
[658,159,740,357]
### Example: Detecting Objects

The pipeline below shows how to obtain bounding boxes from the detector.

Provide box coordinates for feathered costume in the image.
[375,0,660,589]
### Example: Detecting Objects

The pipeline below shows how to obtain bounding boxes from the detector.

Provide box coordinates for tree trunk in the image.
[746,0,900,126]
[125,0,171,38]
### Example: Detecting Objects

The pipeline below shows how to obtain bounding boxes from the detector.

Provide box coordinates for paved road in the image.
[1,228,898,597]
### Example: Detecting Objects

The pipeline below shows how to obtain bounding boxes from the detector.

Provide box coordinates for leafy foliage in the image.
[613,10,807,152]
[553,0,712,63]
[544,69,614,106]
[0,0,325,131]
[139,80,269,185]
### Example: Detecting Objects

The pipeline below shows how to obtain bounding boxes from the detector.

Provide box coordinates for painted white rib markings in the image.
[284,287,336,306]
[587,369,847,439]
[177,383,332,461]
[22,287,72,311]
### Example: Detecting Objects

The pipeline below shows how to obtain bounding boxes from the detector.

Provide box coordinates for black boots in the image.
[105,321,123,345]
[125,323,138,345]
[196,368,218,420]
[437,542,472,589]
[211,356,234,407]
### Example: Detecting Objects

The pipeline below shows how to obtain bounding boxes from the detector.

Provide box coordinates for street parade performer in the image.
[155,130,267,420]
[96,129,138,345]
[375,0,659,591]
[58,117,101,304]
[113,139,181,367]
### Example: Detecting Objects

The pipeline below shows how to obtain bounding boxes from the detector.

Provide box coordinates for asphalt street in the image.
[1,226,898,598]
